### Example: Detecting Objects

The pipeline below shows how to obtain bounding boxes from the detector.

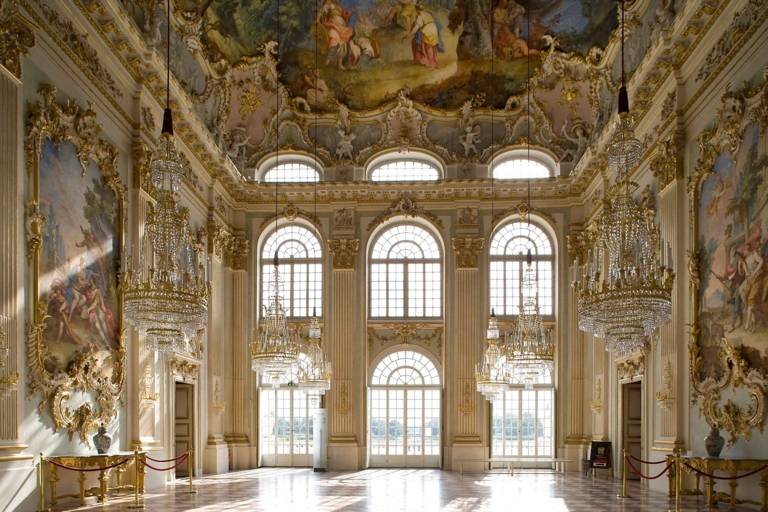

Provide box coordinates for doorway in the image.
[174,382,194,477]
[621,381,642,480]
[259,387,314,467]
[368,350,441,468]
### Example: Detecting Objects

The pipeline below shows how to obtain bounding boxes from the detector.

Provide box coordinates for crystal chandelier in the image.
[507,253,554,389]
[298,310,332,395]
[297,0,332,397]
[123,0,209,353]
[573,0,674,356]
[251,255,300,387]
[475,311,509,398]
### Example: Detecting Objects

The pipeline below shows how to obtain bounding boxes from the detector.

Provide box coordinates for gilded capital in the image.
[328,238,359,269]
[0,0,35,80]
[227,233,249,271]
[451,237,484,269]
[650,134,682,191]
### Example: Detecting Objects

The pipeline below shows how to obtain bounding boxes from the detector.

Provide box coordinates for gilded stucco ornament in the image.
[655,359,675,411]
[451,237,485,269]
[617,353,645,383]
[25,85,126,445]
[328,238,360,270]
[367,194,443,232]
[367,324,443,359]
[650,133,682,191]
[688,76,768,445]
[0,0,35,79]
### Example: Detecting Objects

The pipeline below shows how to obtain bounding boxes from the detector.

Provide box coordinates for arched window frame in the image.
[488,218,555,318]
[260,222,323,319]
[367,151,443,182]
[490,148,557,180]
[258,155,322,183]
[370,349,441,387]
[368,221,443,320]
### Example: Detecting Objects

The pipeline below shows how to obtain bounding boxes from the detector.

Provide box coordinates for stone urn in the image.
[704,424,724,458]
[93,425,112,454]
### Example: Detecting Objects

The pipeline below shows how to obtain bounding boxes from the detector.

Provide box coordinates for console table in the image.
[666,455,768,511]
[46,452,146,507]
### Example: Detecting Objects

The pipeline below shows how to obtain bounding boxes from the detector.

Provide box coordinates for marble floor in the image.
[62,468,756,512]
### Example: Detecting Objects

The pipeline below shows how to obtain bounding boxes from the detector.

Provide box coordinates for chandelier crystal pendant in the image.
[123,0,209,354]
[573,0,674,356]
[475,311,509,398]
[298,309,332,395]
[251,254,300,388]
[507,252,554,389]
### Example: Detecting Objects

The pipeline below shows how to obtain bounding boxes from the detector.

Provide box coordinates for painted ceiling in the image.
[121,0,672,180]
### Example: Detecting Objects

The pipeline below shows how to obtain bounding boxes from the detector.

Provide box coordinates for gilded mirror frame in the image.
[687,76,768,445]
[25,84,126,445]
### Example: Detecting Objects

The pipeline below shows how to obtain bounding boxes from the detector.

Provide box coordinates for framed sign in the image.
[589,441,612,469]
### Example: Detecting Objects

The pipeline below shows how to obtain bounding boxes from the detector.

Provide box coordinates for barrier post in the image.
[37,452,47,512]
[187,450,197,494]
[617,449,630,498]
[674,452,682,512]
[127,450,144,509]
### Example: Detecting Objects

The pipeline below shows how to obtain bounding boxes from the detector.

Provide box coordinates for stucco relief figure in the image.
[335,128,356,160]
[459,124,480,156]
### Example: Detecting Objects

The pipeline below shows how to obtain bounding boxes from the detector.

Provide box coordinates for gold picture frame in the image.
[687,75,768,445]
[25,84,126,445]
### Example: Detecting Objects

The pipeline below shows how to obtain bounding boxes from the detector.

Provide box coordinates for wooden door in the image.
[175,382,194,477]
[622,382,642,480]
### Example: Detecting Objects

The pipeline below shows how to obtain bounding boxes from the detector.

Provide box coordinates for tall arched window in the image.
[369,224,442,318]
[262,161,320,183]
[369,350,441,467]
[489,221,554,316]
[261,224,322,317]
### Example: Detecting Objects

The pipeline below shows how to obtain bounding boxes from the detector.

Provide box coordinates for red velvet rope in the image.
[141,453,188,472]
[146,452,189,463]
[682,463,768,481]
[626,457,674,480]
[45,458,131,473]
[627,453,667,465]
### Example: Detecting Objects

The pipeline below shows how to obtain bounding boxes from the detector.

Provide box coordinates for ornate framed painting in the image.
[688,78,768,445]
[25,85,126,444]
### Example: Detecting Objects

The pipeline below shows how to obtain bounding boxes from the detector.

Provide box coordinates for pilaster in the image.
[327,238,360,469]
[448,237,486,470]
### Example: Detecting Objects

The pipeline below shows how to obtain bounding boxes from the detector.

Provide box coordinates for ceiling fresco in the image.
[173,0,616,111]
[120,0,678,180]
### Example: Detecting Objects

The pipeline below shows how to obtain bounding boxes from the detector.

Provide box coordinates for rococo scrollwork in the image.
[25,85,126,445]
[688,72,768,444]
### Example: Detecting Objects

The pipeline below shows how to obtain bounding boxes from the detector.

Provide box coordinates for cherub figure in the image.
[459,125,481,157]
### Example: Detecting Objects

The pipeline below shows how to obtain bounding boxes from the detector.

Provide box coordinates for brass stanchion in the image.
[617,449,630,498]
[128,450,144,509]
[37,452,48,512]
[675,452,682,512]
[186,450,197,494]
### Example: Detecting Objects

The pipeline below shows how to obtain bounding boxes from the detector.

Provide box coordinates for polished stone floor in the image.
[64,468,756,511]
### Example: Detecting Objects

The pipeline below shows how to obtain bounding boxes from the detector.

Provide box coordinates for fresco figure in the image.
[319,0,357,69]
[493,0,534,59]
[407,4,442,68]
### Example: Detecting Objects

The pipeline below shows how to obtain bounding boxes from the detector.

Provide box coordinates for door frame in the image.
[490,386,556,465]
[259,387,314,467]
[367,385,441,468]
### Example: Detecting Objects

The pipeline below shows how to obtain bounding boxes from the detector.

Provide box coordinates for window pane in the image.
[493,158,550,180]
[370,159,440,182]
[261,225,322,317]
[263,161,319,183]
[369,224,441,318]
